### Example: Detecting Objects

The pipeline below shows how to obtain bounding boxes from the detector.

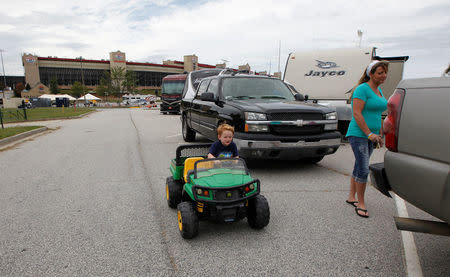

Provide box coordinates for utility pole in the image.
[0,49,7,99]
[79,56,85,86]
[80,56,86,104]
[278,40,281,74]
[269,60,272,76]
[357,30,363,48]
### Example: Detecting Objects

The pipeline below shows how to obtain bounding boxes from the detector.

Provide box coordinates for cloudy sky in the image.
[1,0,449,78]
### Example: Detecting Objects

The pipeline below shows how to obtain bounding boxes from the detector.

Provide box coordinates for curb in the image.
[0,127,48,147]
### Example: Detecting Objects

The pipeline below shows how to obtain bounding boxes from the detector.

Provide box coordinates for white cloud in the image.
[0,0,449,78]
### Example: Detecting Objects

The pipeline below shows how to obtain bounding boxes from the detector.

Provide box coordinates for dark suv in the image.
[180,73,341,161]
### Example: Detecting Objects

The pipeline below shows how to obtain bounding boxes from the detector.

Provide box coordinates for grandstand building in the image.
[22,51,221,93]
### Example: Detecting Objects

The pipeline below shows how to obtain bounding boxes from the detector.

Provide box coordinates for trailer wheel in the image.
[177,202,199,239]
[247,195,270,229]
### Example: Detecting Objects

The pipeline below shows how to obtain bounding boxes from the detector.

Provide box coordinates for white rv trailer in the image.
[283,47,408,135]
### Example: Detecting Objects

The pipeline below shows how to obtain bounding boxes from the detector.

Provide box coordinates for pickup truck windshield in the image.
[222,78,295,100]
[162,81,185,95]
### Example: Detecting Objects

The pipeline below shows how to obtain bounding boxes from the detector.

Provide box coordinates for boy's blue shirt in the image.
[208,141,238,158]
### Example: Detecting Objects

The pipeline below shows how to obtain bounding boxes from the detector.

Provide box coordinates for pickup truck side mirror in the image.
[294,93,304,101]
[199,92,216,102]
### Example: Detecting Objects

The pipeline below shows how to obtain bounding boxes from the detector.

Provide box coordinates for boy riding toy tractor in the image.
[166,144,270,239]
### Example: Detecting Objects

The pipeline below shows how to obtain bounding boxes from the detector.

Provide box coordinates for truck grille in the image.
[271,125,322,135]
[269,113,323,121]
[268,113,323,135]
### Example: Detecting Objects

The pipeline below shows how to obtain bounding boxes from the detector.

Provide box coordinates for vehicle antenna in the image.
[277,40,281,74]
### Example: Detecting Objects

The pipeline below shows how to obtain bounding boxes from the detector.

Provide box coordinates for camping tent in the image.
[39,94,77,101]
[38,94,58,101]
[59,94,77,101]
[77,93,101,101]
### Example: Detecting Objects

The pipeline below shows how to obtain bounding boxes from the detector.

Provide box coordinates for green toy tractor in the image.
[166,144,270,239]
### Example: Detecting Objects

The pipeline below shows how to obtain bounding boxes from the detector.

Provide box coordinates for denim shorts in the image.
[348,136,375,183]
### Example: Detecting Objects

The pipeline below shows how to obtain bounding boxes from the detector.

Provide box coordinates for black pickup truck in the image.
[180,73,341,161]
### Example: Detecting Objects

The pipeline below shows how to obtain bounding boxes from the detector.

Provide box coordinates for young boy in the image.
[207,123,239,159]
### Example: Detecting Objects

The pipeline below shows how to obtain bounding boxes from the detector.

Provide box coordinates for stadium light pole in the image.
[79,56,86,104]
[357,30,363,48]
[0,49,7,99]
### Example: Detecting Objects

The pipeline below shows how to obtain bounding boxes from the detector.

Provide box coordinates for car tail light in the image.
[384,88,405,152]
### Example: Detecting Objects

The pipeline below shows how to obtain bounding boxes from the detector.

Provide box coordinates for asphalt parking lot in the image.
[0,108,448,276]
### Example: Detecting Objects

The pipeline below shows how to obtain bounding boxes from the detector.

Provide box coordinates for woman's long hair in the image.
[349,60,389,100]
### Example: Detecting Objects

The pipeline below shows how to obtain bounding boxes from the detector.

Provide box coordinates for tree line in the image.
[8,67,137,98]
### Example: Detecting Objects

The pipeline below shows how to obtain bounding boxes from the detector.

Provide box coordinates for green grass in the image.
[0,126,43,139]
[1,107,93,123]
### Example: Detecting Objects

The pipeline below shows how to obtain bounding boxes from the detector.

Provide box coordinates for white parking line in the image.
[393,193,424,277]
[166,133,181,138]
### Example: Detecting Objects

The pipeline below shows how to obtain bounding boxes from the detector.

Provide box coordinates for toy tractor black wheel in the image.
[182,115,196,142]
[247,195,270,229]
[166,176,182,209]
[177,202,199,239]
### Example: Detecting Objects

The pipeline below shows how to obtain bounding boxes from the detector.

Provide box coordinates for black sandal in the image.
[346,200,358,208]
[355,207,369,218]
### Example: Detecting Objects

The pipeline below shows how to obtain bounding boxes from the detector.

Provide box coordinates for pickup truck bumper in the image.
[368,162,392,198]
[233,132,341,159]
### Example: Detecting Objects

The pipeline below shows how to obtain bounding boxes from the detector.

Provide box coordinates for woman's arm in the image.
[379,122,384,147]
[207,153,215,159]
[353,99,383,145]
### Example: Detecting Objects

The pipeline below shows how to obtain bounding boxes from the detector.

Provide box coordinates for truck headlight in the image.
[325,112,337,120]
[245,112,267,121]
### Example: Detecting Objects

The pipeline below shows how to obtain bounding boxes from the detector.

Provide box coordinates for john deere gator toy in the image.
[166,144,270,239]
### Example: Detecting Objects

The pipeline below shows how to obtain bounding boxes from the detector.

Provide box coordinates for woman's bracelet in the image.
[367,132,375,140]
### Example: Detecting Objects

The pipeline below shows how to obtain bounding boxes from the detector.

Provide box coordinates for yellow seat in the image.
[196,160,214,170]
[184,157,204,182]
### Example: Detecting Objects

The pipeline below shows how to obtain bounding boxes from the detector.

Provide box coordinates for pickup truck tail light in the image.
[384,88,405,152]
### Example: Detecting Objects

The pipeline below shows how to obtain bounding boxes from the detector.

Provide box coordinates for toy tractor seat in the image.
[183,157,204,182]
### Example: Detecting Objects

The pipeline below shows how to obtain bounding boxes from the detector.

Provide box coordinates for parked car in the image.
[369,76,450,236]
[180,72,341,161]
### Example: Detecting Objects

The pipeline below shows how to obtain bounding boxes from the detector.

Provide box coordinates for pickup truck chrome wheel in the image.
[182,116,196,142]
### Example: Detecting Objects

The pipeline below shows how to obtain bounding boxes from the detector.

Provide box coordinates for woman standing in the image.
[346,60,388,218]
